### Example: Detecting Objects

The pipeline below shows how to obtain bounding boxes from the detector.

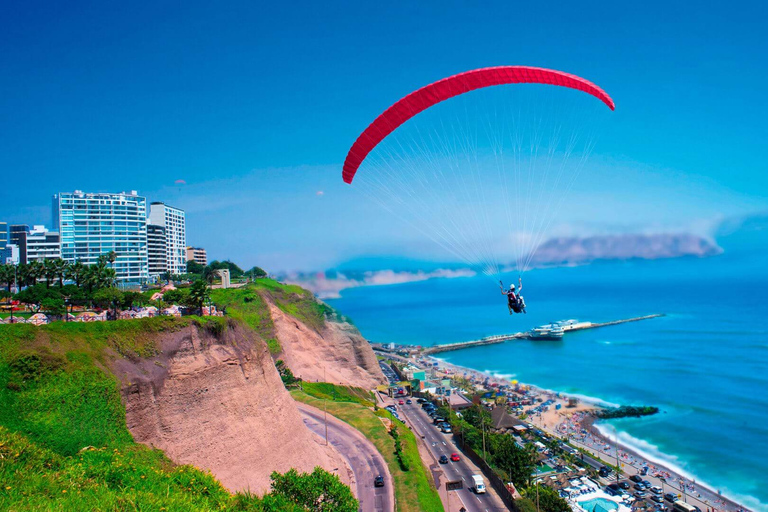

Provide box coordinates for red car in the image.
[398,399,405,405]
[450,453,461,462]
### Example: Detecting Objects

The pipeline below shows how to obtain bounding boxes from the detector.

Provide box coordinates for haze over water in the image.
[329,226,768,511]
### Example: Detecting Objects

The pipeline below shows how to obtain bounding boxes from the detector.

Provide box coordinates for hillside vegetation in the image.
[0,317,356,511]
[210,279,338,355]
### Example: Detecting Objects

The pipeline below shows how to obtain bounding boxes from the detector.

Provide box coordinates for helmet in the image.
[509,285,516,291]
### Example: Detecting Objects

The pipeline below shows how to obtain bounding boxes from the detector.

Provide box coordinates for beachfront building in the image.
[149,202,186,275]
[147,224,167,277]
[0,222,7,250]
[22,225,61,263]
[185,246,207,266]
[53,191,148,282]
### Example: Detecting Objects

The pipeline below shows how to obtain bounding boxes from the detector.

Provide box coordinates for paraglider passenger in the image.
[500,278,526,315]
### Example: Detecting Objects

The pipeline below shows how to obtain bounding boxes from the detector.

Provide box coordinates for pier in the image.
[422,313,665,355]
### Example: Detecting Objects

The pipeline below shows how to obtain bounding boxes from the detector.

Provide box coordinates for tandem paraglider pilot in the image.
[500,278,526,315]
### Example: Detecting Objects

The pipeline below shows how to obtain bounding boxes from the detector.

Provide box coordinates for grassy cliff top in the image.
[210,279,343,355]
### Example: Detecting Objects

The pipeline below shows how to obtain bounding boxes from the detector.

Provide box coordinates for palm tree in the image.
[66,261,86,288]
[52,258,69,287]
[189,279,210,312]
[42,259,58,288]
[0,265,12,294]
[27,261,44,287]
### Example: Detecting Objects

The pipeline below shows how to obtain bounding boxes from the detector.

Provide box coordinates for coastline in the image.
[424,355,759,512]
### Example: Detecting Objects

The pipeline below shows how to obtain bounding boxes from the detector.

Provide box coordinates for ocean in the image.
[328,234,768,510]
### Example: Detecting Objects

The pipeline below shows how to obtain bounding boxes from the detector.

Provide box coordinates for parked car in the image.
[630,475,643,483]
[635,483,647,490]
[651,495,664,504]
[634,491,647,499]
[655,504,669,511]
[450,453,460,462]
[398,399,404,405]
[374,475,384,487]
[441,425,452,434]
[643,480,652,488]
[664,493,677,503]
[650,486,663,495]
[606,483,621,494]
[599,466,611,477]
[406,399,412,404]
[619,481,631,490]
[439,455,449,464]
[433,417,445,425]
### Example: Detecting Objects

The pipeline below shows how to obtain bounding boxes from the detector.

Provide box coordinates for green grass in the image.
[299,382,375,407]
[0,318,292,510]
[210,286,280,354]
[210,279,344,355]
[291,389,443,512]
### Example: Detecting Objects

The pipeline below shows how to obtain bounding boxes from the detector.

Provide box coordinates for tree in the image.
[66,261,87,288]
[0,264,14,294]
[247,266,268,278]
[206,260,244,278]
[42,259,58,287]
[41,296,66,318]
[162,288,189,305]
[491,433,536,489]
[269,467,358,512]
[15,284,58,313]
[186,259,205,274]
[122,291,146,309]
[189,279,210,311]
[92,287,124,318]
[275,360,300,386]
[525,483,570,512]
[52,258,69,287]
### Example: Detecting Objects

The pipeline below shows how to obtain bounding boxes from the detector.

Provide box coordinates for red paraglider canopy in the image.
[342,66,615,184]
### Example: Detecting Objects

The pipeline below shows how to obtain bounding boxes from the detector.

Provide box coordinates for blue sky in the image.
[2,1,766,270]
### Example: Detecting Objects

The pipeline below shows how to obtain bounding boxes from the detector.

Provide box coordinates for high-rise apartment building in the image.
[147,224,167,277]
[53,191,148,282]
[21,225,61,263]
[0,222,7,250]
[149,202,186,275]
[185,246,207,266]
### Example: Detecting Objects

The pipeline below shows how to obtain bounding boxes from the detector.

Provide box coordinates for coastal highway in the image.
[297,403,394,512]
[394,400,507,512]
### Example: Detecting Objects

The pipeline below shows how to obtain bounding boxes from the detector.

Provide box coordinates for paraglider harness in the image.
[500,280,526,314]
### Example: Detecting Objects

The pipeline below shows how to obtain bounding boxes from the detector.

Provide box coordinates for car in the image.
[439,455,449,464]
[643,480,652,488]
[441,425,452,433]
[650,486,663,495]
[634,491,646,499]
[606,483,621,493]
[398,399,405,405]
[406,399,412,404]
[450,453,460,461]
[634,483,646,490]
[655,504,669,512]
[664,493,677,503]
[619,481,630,490]
[599,466,611,477]
[651,495,664,504]
[417,398,426,403]
[374,475,384,487]
[433,417,445,425]
[630,475,643,483]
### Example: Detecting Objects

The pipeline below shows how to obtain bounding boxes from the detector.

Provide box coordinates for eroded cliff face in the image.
[268,302,386,390]
[115,322,349,494]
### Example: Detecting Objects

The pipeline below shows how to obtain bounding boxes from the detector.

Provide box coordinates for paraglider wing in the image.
[342,66,615,184]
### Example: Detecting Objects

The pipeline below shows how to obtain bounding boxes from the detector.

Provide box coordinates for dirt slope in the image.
[268,302,386,389]
[116,322,350,494]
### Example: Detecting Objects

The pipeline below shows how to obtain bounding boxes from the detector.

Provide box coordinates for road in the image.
[392,398,507,512]
[297,402,394,512]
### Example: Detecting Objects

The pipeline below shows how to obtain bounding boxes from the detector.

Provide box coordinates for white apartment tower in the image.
[149,202,186,275]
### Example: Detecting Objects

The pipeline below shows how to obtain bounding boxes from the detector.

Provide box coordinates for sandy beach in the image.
[422,356,754,512]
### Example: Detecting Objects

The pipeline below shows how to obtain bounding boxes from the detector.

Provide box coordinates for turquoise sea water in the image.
[328,237,768,510]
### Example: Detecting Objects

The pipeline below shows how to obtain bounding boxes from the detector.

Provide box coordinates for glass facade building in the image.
[53,191,148,282]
